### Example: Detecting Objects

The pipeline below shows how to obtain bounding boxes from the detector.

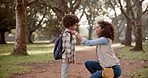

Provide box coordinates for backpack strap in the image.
[64,31,73,43]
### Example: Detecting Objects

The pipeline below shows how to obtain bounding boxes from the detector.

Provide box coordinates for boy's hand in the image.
[69,59,74,63]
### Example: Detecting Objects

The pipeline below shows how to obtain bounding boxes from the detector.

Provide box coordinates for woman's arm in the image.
[82,37,108,46]
[71,31,108,46]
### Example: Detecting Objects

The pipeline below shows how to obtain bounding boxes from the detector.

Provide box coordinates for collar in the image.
[64,29,70,33]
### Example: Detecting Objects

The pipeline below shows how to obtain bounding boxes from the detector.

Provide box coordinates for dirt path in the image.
[11,46,147,78]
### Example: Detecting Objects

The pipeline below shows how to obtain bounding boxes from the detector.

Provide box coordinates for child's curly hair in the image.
[62,14,79,28]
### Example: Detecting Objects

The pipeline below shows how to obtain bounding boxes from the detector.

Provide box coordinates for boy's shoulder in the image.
[63,30,71,36]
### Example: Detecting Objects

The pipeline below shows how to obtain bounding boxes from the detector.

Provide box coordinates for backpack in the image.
[53,31,72,60]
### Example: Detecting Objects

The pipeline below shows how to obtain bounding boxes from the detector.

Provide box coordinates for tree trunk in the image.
[28,31,33,43]
[12,0,28,55]
[132,25,143,51]
[131,0,144,51]
[76,26,80,45]
[124,0,132,46]
[125,19,132,46]
[88,26,93,40]
[0,32,6,44]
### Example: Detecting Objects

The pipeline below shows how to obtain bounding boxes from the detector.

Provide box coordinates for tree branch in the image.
[33,7,47,31]
[38,1,62,19]
[71,0,81,14]
[118,0,130,21]
[109,0,118,26]
[27,0,38,6]
[142,6,148,15]
[118,0,136,26]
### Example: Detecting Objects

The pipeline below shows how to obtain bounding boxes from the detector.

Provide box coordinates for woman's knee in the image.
[84,61,91,67]
[90,71,102,78]
[113,65,122,77]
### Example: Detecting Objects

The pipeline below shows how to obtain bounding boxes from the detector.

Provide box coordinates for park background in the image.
[0,0,148,78]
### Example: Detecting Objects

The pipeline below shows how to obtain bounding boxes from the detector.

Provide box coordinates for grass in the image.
[0,65,31,78]
[118,42,148,60]
[0,42,148,78]
[125,68,148,78]
[118,42,148,78]
[0,43,54,55]
[0,43,54,78]
[0,53,53,65]
[0,44,14,55]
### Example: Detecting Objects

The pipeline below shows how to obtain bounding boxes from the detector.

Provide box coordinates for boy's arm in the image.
[62,33,72,58]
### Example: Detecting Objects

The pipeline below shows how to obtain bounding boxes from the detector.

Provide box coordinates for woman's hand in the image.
[70,30,77,35]
[70,30,82,41]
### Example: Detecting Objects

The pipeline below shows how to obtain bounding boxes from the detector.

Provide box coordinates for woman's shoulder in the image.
[98,37,109,45]
[99,37,108,40]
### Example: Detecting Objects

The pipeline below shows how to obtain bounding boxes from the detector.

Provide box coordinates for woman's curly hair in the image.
[97,20,116,41]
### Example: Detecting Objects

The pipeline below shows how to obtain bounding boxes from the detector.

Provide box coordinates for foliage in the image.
[42,14,62,39]
[0,1,15,32]
[40,0,81,19]
[37,0,82,39]
[27,2,48,43]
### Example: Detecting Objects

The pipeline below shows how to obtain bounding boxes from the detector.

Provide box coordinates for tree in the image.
[131,0,146,51]
[108,0,126,42]
[80,0,102,40]
[27,3,47,43]
[112,14,126,42]
[118,0,134,46]
[40,0,81,20]
[119,0,148,51]
[0,0,15,44]
[42,10,62,40]
[142,12,148,41]
[12,0,38,55]
[39,0,82,43]
[39,0,81,33]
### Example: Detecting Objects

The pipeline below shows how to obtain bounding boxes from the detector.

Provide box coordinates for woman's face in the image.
[95,24,104,35]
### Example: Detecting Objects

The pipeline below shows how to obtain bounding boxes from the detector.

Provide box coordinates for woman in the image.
[71,20,121,78]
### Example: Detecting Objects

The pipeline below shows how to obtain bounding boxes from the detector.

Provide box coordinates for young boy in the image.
[61,14,79,78]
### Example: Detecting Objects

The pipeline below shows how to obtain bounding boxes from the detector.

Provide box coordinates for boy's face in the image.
[69,23,78,30]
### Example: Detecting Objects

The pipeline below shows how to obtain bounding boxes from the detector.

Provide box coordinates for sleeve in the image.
[62,33,72,58]
[81,37,108,46]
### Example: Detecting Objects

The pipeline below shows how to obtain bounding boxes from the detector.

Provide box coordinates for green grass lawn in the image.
[0,43,54,55]
[118,42,148,78]
[118,42,148,60]
[0,43,54,78]
[0,65,31,78]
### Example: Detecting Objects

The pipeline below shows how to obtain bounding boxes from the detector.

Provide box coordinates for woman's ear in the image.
[101,28,104,32]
